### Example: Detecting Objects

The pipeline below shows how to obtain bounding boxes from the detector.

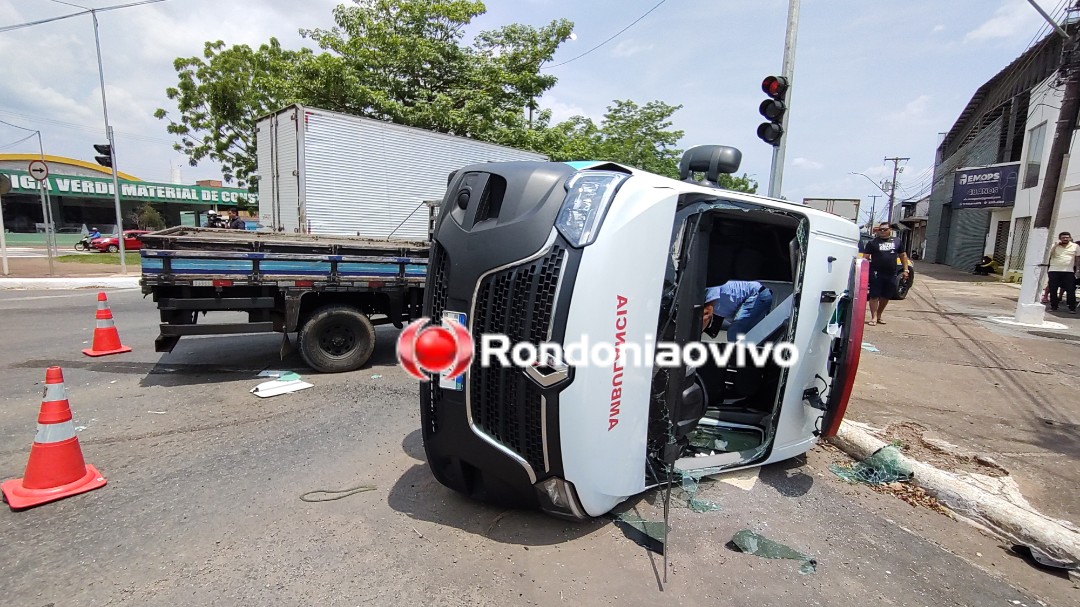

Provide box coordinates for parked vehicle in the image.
[139,226,429,372]
[140,103,546,370]
[92,230,151,253]
[419,145,868,520]
[255,104,547,237]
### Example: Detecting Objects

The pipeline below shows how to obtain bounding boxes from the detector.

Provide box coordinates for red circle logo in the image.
[397,317,474,381]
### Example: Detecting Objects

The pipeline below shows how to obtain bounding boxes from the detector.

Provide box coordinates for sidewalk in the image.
[0,256,139,289]
[851,262,1080,524]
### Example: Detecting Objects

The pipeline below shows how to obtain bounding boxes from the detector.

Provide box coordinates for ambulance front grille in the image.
[469,246,565,473]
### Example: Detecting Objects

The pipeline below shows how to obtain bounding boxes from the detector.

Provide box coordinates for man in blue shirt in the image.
[702,280,773,342]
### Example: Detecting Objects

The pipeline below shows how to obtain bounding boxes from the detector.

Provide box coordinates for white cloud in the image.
[964,0,1044,43]
[793,157,824,170]
[543,97,593,123]
[888,95,932,123]
[610,39,654,58]
[933,24,945,33]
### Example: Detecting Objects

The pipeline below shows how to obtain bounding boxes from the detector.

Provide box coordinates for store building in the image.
[925,29,1072,278]
[0,154,256,233]
[899,194,930,261]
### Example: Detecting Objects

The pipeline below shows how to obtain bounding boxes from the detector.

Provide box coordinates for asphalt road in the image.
[0,288,1071,606]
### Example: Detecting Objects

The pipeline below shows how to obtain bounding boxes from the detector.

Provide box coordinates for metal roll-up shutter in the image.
[946,208,992,271]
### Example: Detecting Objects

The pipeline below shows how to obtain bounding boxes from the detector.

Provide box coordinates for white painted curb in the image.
[0,276,140,290]
[830,420,1080,570]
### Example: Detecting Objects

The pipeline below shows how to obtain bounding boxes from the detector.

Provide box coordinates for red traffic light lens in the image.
[761,75,788,98]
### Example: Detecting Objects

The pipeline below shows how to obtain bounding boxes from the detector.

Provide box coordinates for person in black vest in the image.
[860,222,910,325]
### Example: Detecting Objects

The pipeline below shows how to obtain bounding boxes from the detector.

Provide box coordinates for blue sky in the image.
[0,0,1067,218]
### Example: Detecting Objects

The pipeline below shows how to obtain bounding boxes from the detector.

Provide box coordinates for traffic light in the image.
[757,75,789,146]
[93,143,112,168]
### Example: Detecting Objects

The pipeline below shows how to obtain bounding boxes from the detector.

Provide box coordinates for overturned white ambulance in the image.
[420,145,867,519]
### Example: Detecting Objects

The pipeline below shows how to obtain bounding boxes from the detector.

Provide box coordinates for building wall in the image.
[926,116,1004,269]
[1002,77,1080,281]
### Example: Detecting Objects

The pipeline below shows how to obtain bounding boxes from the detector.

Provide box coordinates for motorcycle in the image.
[74,231,101,250]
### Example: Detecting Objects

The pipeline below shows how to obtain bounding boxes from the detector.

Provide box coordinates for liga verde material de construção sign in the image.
[0,169,257,205]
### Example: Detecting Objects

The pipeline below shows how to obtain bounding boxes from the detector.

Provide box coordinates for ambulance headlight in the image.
[554,171,629,247]
[534,477,587,520]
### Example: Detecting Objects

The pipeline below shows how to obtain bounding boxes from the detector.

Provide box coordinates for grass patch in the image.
[57,252,141,265]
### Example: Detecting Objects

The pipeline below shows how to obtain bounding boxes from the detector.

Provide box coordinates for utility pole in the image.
[768,0,800,198]
[866,194,881,230]
[884,156,908,224]
[1010,2,1079,326]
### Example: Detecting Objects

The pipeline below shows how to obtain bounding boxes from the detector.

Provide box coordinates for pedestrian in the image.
[860,222,910,326]
[972,255,996,276]
[1045,231,1079,312]
[205,210,225,228]
[702,280,774,342]
[227,209,246,230]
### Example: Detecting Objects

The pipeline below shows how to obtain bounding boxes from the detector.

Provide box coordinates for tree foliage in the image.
[156,0,757,194]
[534,100,686,179]
[131,203,166,231]
[155,38,310,187]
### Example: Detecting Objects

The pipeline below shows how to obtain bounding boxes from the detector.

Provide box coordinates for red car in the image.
[91,230,151,253]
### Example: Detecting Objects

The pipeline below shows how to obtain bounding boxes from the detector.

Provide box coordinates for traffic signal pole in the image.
[768,0,800,198]
[91,9,126,274]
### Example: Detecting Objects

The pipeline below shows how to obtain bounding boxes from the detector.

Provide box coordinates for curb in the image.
[0,276,140,290]
[830,420,1080,571]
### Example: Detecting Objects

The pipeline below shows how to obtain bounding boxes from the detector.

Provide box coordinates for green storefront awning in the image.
[0,169,257,206]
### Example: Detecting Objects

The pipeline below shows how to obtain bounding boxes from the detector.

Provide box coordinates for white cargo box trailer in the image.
[801,198,860,223]
[255,104,547,239]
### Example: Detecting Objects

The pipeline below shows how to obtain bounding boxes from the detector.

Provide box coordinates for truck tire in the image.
[894,267,914,300]
[298,305,376,373]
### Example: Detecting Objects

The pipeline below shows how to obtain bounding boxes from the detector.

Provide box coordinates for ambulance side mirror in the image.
[679,145,742,185]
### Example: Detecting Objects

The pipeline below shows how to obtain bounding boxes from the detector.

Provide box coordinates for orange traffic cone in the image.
[82,291,131,357]
[2,367,107,509]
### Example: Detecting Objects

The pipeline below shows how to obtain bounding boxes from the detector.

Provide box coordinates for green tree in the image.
[131,203,166,231]
[158,1,571,185]
[520,100,685,179]
[155,38,310,187]
[492,100,758,193]
[716,173,758,193]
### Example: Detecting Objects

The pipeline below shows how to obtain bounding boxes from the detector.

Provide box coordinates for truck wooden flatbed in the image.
[139,227,430,373]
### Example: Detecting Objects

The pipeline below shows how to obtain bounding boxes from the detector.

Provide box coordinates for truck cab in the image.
[419,145,867,519]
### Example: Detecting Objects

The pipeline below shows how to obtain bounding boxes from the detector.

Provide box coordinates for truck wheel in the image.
[894,269,914,300]
[298,305,376,373]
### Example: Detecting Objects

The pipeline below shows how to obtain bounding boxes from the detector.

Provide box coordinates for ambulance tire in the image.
[298,305,376,373]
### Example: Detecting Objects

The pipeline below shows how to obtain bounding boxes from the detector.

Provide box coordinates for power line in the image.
[944,1,1070,150]
[0,110,174,145]
[0,117,40,133]
[0,0,169,33]
[0,133,39,151]
[542,0,667,69]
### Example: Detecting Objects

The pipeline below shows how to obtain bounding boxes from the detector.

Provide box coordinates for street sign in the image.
[28,160,49,182]
[0,174,10,195]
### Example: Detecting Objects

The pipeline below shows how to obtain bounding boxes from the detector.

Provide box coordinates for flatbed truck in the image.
[139,226,429,373]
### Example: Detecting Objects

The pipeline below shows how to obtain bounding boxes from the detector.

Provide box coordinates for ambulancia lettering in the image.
[610,295,628,431]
